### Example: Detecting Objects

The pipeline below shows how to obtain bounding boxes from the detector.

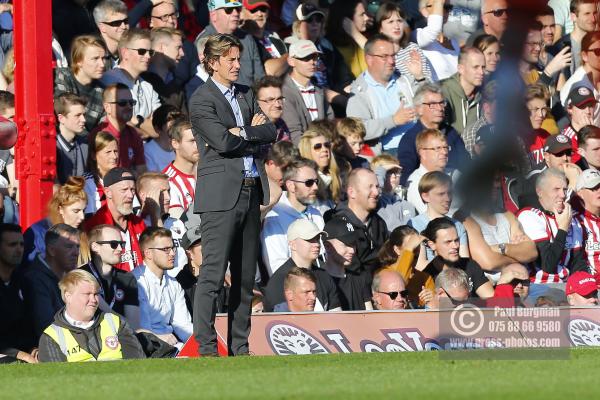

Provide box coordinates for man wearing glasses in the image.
[398,82,469,186]
[254,75,291,142]
[195,0,265,86]
[82,224,140,330]
[133,227,192,349]
[262,158,324,276]
[371,269,409,310]
[93,0,130,67]
[347,34,416,154]
[466,0,509,46]
[282,39,334,144]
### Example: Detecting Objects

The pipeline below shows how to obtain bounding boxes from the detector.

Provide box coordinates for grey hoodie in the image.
[440,73,482,135]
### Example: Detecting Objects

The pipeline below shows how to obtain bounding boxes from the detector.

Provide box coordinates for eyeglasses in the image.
[422,100,447,109]
[127,48,155,57]
[101,17,129,27]
[223,6,242,14]
[96,240,126,250]
[313,142,331,150]
[442,288,466,306]
[368,53,395,61]
[420,145,450,152]
[149,246,176,254]
[258,96,285,105]
[377,290,409,301]
[586,48,600,56]
[525,41,543,48]
[291,178,319,187]
[250,6,269,13]
[152,11,179,22]
[296,54,320,62]
[485,8,509,17]
[108,99,137,107]
[306,15,324,24]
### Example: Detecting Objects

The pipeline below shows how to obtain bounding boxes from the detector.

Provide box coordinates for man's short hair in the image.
[415,128,446,151]
[581,31,600,52]
[413,82,443,106]
[364,33,394,55]
[282,157,318,184]
[578,125,600,147]
[152,104,183,132]
[88,224,120,246]
[0,90,14,115]
[528,20,543,32]
[45,223,80,250]
[284,266,316,291]
[458,46,483,65]
[59,269,100,302]
[70,35,106,75]
[537,5,555,18]
[117,28,152,56]
[418,171,452,196]
[571,0,597,14]
[203,34,243,76]
[434,267,469,292]
[93,0,128,24]
[168,116,193,142]
[422,216,456,242]
[151,26,184,46]
[102,82,131,102]
[337,117,366,140]
[346,168,374,191]
[370,153,399,170]
[266,141,300,165]
[136,171,169,193]
[536,168,567,191]
[0,223,21,243]
[253,75,283,95]
[139,226,173,251]
[525,83,549,103]
[54,93,87,116]
[371,268,403,294]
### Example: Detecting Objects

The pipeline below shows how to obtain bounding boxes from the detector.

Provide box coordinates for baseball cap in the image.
[289,39,321,59]
[181,225,202,250]
[566,271,598,296]
[544,134,572,155]
[243,0,269,10]
[295,3,325,21]
[324,218,359,246]
[208,0,243,12]
[567,85,597,108]
[103,167,135,187]
[576,169,600,191]
[287,219,326,241]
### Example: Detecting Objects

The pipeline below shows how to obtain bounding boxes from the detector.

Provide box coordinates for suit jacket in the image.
[189,78,277,213]
[281,74,334,144]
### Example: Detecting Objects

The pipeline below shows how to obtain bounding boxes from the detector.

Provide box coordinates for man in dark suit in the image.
[188,34,277,356]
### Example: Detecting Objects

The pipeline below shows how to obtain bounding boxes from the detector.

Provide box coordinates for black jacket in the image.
[0,269,36,357]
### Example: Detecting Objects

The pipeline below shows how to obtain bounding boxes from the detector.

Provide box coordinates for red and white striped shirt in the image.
[561,125,581,163]
[574,210,600,283]
[517,207,583,283]
[162,162,196,212]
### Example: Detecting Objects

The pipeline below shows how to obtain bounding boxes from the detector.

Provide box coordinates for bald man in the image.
[372,269,408,310]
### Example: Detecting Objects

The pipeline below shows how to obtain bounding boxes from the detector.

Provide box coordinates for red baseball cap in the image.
[566,271,598,296]
[243,0,270,10]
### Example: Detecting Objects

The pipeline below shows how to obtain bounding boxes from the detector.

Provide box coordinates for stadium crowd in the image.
[2,0,600,362]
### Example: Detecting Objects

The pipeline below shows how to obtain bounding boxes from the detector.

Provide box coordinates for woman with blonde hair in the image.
[298,128,342,214]
[84,131,119,214]
[24,176,90,265]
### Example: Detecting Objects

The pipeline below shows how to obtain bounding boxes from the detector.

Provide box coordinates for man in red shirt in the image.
[84,168,146,272]
[92,83,147,176]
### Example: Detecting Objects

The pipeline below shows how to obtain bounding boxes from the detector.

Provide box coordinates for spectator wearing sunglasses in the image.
[566,271,599,306]
[264,219,341,312]
[262,157,324,276]
[425,267,470,309]
[81,224,140,329]
[282,40,334,144]
[195,0,265,87]
[93,0,130,67]
[133,227,192,349]
[465,0,509,46]
[371,269,409,310]
[101,29,162,139]
[240,0,289,77]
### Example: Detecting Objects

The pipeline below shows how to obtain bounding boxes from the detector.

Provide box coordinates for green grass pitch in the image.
[1,349,598,399]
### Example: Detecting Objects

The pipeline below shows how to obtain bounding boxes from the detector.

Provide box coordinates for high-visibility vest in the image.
[44,313,123,362]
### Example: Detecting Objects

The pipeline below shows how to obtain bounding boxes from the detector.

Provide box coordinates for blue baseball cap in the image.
[208,0,243,11]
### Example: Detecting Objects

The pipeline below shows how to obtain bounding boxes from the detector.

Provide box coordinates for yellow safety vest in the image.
[44,313,123,362]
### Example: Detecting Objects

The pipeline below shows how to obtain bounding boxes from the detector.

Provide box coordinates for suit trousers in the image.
[193,184,261,356]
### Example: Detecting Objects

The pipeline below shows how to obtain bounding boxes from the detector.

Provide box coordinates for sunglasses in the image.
[296,54,320,62]
[291,178,319,187]
[102,17,129,27]
[108,99,137,107]
[96,240,126,250]
[553,150,573,158]
[485,8,509,17]
[224,6,242,14]
[586,48,600,56]
[250,6,269,13]
[377,290,409,301]
[127,48,155,57]
[442,288,466,306]
[313,142,331,150]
